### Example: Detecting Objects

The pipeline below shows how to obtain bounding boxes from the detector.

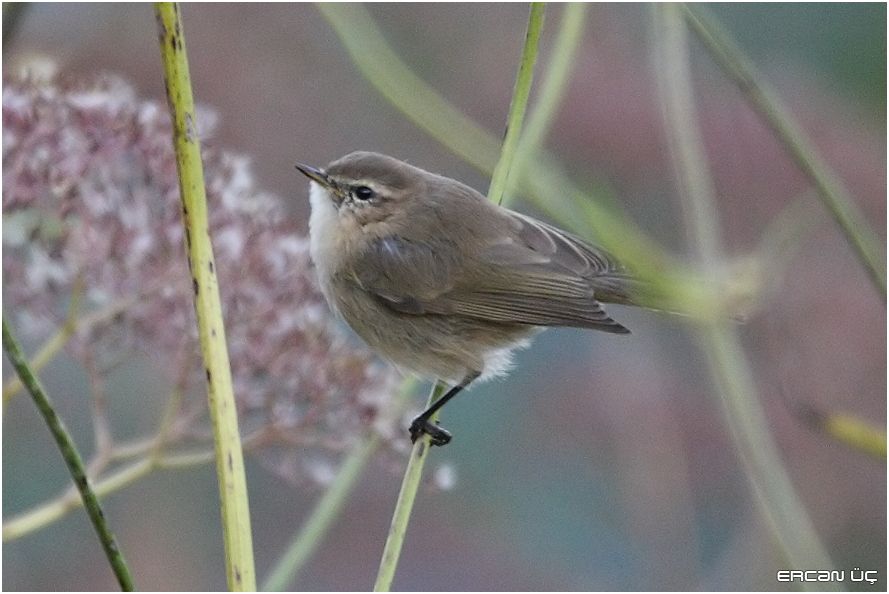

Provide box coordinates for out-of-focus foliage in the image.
[3,73,402,488]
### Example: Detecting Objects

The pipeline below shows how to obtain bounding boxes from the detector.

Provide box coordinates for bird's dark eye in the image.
[354,186,375,201]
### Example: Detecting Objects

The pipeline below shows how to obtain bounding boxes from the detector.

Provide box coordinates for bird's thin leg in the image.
[409,372,480,447]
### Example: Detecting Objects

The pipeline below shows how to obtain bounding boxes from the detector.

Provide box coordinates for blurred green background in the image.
[3,3,885,591]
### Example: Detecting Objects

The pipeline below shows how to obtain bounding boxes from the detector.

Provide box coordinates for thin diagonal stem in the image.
[653,4,835,578]
[2,447,218,541]
[315,3,500,171]
[506,2,586,207]
[2,318,135,590]
[789,403,886,460]
[488,3,546,205]
[681,4,885,298]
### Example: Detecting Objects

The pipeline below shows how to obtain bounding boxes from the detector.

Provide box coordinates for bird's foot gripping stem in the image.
[409,416,452,447]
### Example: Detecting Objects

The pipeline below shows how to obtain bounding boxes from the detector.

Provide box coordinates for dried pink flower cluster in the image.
[2,73,404,484]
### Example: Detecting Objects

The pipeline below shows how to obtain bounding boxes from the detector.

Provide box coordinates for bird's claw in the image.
[409,417,452,447]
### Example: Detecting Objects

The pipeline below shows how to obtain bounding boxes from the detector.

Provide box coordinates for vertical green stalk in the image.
[372,6,547,590]
[2,318,135,591]
[154,4,256,590]
[699,328,837,578]
[653,4,835,578]
[374,382,446,592]
[487,3,546,205]
[681,4,885,298]
[505,3,586,207]
[653,7,721,267]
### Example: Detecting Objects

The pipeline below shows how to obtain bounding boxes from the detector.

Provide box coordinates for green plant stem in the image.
[6,351,199,541]
[316,3,501,172]
[701,327,837,576]
[3,448,218,542]
[681,4,885,298]
[3,458,152,542]
[817,413,886,460]
[653,4,835,578]
[372,7,548,589]
[2,318,135,590]
[789,403,887,460]
[154,3,256,590]
[653,7,721,266]
[374,381,446,592]
[506,2,586,207]
[487,3,545,205]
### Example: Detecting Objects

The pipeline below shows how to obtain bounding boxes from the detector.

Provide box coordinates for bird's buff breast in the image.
[327,278,535,384]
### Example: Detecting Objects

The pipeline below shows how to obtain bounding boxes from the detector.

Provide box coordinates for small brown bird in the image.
[297,151,639,446]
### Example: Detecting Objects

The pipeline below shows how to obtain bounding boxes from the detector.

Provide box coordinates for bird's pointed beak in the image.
[295,162,333,189]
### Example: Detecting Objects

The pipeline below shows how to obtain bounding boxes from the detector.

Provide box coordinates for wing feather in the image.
[350,209,634,333]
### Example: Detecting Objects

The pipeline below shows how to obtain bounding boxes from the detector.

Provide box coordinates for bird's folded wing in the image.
[352,230,630,333]
[434,285,630,332]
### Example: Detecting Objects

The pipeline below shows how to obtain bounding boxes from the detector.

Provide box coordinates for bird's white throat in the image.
[308,182,340,275]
